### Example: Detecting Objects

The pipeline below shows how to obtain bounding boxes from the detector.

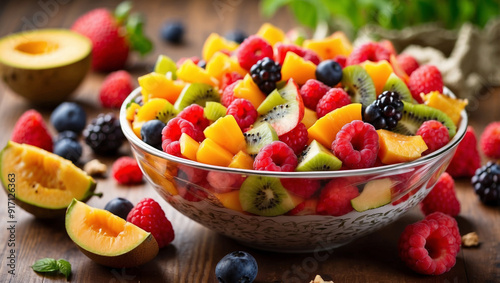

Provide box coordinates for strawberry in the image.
[99,70,134,108]
[11,110,53,152]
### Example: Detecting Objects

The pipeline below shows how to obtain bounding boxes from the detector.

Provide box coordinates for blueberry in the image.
[50,102,87,133]
[197,59,207,69]
[160,21,185,43]
[225,30,247,44]
[140,119,165,150]
[104,197,134,219]
[215,251,258,283]
[53,138,82,163]
[54,130,79,143]
[315,60,343,87]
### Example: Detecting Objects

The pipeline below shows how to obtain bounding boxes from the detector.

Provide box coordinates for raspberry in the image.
[416,120,450,155]
[237,35,273,70]
[471,161,500,206]
[274,43,320,65]
[480,121,500,159]
[398,213,460,275]
[408,65,443,103]
[363,91,404,130]
[333,55,347,68]
[420,173,460,217]
[281,178,321,199]
[83,113,124,155]
[112,156,143,185]
[346,42,391,66]
[278,122,308,155]
[397,54,420,76]
[11,109,53,152]
[220,71,243,92]
[249,57,282,94]
[161,117,202,157]
[253,141,297,172]
[177,104,210,132]
[446,126,481,178]
[99,70,134,108]
[316,178,359,216]
[299,79,331,110]
[206,171,244,193]
[331,120,379,169]
[127,198,175,248]
[221,80,240,107]
[226,98,258,130]
[316,88,352,118]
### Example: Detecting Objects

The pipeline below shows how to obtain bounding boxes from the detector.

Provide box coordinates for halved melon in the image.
[65,199,159,268]
[0,141,98,218]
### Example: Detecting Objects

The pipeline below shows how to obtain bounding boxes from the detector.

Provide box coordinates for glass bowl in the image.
[120,87,467,253]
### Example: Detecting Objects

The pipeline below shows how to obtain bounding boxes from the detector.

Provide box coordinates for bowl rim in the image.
[120,86,468,178]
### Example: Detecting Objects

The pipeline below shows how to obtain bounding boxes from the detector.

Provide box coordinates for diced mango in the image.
[177,59,219,86]
[281,52,316,85]
[233,74,266,109]
[422,91,467,126]
[203,115,246,155]
[126,102,141,121]
[196,138,234,167]
[214,190,244,212]
[132,98,170,137]
[179,133,200,161]
[228,151,254,170]
[377,130,428,164]
[362,60,394,95]
[303,31,352,60]
[202,33,239,62]
[138,72,186,103]
[206,52,247,82]
[301,107,318,129]
[256,23,285,46]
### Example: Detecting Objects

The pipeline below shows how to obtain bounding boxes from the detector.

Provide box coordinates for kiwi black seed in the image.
[239,176,295,216]
[393,101,457,138]
[173,83,220,111]
[156,101,178,123]
[382,73,413,102]
[341,65,376,108]
[243,122,278,156]
[296,140,342,171]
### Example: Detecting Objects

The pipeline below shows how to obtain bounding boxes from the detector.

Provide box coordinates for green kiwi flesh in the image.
[156,100,178,123]
[239,176,295,216]
[341,65,376,108]
[174,83,220,111]
[154,55,177,79]
[382,73,413,103]
[257,89,287,115]
[204,101,226,121]
[243,122,278,156]
[296,140,342,171]
[393,101,456,138]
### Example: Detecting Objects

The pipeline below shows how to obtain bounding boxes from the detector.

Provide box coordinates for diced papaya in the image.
[138,72,186,103]
[203,115,246,155]
[281,52,316,85]
[196,138,234,167]
[202,33,239,62]
[233,74,267,109]
[256,23,285,46]
[377,130,428,164]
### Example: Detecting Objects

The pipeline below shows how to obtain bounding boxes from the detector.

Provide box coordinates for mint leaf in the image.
[260,0,291,17]
[126,13,153,55]
[57,259,72,280]
[32,258,58,273]
[115,1,132,24]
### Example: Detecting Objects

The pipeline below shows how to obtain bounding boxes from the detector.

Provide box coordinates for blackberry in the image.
[363,91,404,130]
[471,161,500,206]
[250,57,281,95]
[83,113,125,155]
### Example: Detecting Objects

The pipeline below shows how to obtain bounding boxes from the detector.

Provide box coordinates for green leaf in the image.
[126,13,153,55]
[289,1,319,29]
[57,259,72,280]
[260,0,291,17]
[115,1,132,23]
[32,258,58,273]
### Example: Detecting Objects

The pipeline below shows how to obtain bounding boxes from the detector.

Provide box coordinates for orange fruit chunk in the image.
[256,23,285,46]
[361,60,394,95]
[179,133,200,161]
[303,31,352,60]
[202,33,239,62]
[377,129,428,164]
[177,59,219,86]
[422,91,468,126]
[203,115,246,155]
[228,151,254,170]
[196,138,234,167]
[281,52,316,85]
[138,72,186,104]
[233,74,266,109]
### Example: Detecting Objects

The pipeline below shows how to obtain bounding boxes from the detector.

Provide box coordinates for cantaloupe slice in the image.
[203,115,246,155]
[377,129,428,164]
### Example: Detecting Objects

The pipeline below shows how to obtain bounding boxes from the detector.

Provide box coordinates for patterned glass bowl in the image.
[120,87,467,253]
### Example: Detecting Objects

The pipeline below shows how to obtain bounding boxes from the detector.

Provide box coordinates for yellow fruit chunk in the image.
[422,91,468,126]
[256,23,285,46]
[138,72,185,103]
[308,103,363,148]
[303,31,352,60]
[206,52,247,82]
[233,74,266,109]
[228,151,254,170]
[362,60,394,95]
[202,33,239,62]
[281,52,316,85]
[196,138,234,167]
[132,98,170,137]
[377,130,428,164]
[126,102,141,121]
[177,59,219,86]
[214,190,244,212]
[301,107,318,129]
[203,115,246,155]
[179,133,200,161]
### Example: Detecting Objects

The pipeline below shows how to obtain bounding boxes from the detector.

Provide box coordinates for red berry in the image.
[299,79,331,110]
[346,42,391,66]
[397,54,420,76]
[112,156,143,185]
[399,212,460,275]
[425,212,461,250]
[11,109,53,152]
[317,178,359,216]
[416,120,450,155]
[480,121,500,159]
[99,70,134,108]
[236,35,273,70]
[226,98,258,130]
[71,9,129,72]
[220,71,244,92]
[281,178,321,199]
[420,173,460,217]
[221,80,240,107]
[275,43,320,65]
[177,56,200,67]
[332,120,379,169]
[408,65,443,103]
[333,55,347,68]
[278,122,308,155]
[177,104,210,132]
[161,117,202,156]
[206,171,244,193]
[253,141,297,172]
[316,88,351,118]
[446,126,481,178]
[127,198,175,248]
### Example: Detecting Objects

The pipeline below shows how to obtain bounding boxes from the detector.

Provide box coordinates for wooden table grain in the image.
[0,1,499,282]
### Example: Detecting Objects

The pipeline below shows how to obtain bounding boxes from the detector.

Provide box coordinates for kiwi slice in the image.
[204,101,226,121]
[243,122,278,156]
[239,176,296,216]
[393,101,457,138]
[156,100,178,123]
[154,55,177,79]
[296,140,342,171]
[382,73,413,102]
[341,65,376,108]
[174,83,220,111]
[256,89,286,115]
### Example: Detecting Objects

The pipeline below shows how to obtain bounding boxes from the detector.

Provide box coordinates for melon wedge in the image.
[65,199,159,268]
[0,141,98,218]
[351,178,393,212]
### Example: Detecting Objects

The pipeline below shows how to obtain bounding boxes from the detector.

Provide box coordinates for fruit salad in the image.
[125,23,468,216]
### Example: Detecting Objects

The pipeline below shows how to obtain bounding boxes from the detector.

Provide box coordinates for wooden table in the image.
[0,1,499,282]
